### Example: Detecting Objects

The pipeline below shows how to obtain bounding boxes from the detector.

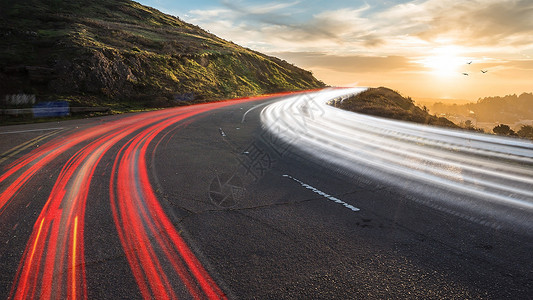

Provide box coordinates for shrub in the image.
[517,125,533,139]
[493,124,517,136]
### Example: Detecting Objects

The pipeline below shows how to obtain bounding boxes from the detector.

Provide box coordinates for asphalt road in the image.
[1,92,532,299]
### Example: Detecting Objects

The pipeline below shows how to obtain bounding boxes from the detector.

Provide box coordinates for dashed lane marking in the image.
[283,174,360,212]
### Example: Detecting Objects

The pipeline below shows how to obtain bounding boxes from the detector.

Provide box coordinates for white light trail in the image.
[261,88,533,230]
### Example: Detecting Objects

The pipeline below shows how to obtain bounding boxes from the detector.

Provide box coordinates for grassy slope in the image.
[0,0,325,110]
[332,87,459,128]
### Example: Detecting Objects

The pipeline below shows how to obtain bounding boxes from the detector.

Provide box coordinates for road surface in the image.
[1,89,532,298]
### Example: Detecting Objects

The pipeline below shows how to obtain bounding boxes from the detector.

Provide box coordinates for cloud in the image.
[256,10,378,46]
[502,59,533,70]
[221,0,301,15]
[185,2,380,52]
[270,52,417,73]
[182,0,533,99]
[391,0,533,49]
[188,8,232,18]
[184,0,533,55]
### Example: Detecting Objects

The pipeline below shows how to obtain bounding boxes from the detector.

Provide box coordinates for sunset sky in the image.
[138,0,533,101]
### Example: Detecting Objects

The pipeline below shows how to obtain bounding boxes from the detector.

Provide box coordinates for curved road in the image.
[1,90,532,298]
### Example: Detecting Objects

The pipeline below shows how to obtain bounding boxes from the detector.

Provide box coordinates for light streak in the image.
[72,216,78,300]
[2,93,294,299]
[12,217,45,300]
[109,103,247,299]
[261,88,533,230]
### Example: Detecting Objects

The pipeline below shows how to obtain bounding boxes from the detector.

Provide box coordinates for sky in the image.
[137,0,533,101]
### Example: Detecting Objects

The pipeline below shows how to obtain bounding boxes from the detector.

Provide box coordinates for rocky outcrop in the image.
[50,50,138,98]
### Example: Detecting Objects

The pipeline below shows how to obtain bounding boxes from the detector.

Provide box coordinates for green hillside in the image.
[331,87,458,128]
[0,0,325,109]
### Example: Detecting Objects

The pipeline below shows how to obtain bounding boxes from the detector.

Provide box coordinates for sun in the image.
[419,46,467,77]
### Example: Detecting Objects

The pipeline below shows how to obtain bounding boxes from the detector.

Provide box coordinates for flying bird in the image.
[462,72,469,76]
[467,61,472,64]
[481,70,488,73]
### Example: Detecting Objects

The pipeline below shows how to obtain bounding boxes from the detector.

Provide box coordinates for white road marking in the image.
[0,127,64,135]
[219,128,227,137]
[283,174,360,212]
[241,102,271,123]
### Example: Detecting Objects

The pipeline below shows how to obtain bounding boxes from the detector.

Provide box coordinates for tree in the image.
[493,124,516,136]
[517,125,533,139]
[461,120,483,132]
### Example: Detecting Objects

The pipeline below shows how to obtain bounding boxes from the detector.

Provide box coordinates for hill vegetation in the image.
[0,0,324,111]
[330,87,458,128]
[426,93,533,140]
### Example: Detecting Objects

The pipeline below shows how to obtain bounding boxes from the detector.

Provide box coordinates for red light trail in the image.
[0,95,284,299]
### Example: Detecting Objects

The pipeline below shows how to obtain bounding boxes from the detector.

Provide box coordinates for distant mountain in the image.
[330,87,458,128]
[430,93,533,124]
[0,0,325,109]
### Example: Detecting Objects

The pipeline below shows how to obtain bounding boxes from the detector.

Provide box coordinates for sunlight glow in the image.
[418,46,467,77]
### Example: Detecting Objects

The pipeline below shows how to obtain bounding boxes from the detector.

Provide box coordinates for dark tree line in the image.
[493,124,533,139]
